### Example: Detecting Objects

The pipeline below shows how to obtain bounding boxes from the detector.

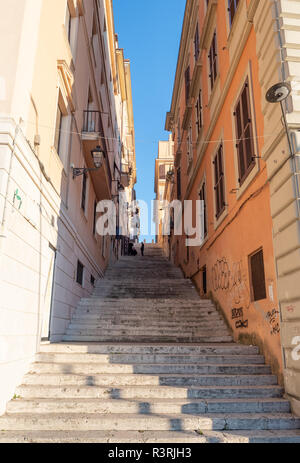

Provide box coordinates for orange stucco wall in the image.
[168,0,283,380]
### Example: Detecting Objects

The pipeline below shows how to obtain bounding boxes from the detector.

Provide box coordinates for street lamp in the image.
[265,82,293,157]
[72,145,105,178]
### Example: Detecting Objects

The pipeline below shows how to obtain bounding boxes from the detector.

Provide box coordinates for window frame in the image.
[228,0,240,27]
[233,77,256,186]
[81,171,88,212]
[185,65,191,105]
[199,180,208,238]
[208,31,218,91]
[76,260,84,286]
[194,22,200,61]
[195,89,203,138]
[249,248,267,302]
[213,143,225,220]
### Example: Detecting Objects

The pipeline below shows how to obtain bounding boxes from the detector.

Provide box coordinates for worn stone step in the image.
[71,313,222,322]
[15,384,284,399]
[39,343,260,355]
[28,362,271,376]
[1,429,300,443]
[0,412,299,431]
[68,320,225,329]
[64,328,228,338]
[62,334,233,343]
[6,398,290,415]
[22,373,277,387]
[35,352,266,365]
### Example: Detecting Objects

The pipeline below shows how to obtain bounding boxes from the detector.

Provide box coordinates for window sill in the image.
[214,205,228,231]
[236,161,259,200]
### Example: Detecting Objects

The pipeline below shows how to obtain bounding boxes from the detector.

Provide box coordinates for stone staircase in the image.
[0,244,300,443]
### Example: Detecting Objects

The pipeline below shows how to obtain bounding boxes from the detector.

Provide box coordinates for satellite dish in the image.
[266,82,291,103]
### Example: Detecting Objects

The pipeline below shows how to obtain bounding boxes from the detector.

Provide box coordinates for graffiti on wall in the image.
[231,307,248,329]
[212,257,251,309]
[212,257,280,336]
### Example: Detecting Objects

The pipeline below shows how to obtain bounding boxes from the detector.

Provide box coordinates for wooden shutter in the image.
[208,32,218,90]
[214,144,225,218]
[81,171,87,211]
[199,181,207,237]
[194,23,200,61]
[185,66,190,104]
[250,249,267,301]
[159,164,165,179]
[234,78,255,184]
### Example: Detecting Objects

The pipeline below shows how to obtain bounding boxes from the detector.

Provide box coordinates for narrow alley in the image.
[0,245,299,443]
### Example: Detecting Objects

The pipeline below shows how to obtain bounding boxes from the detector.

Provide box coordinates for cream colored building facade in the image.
[0,0,136,414]
[154,135,174,245]
[253,0,300,415]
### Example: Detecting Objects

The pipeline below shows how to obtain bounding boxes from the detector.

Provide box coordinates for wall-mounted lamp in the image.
[72,146,105,178]
[265,82,293,157]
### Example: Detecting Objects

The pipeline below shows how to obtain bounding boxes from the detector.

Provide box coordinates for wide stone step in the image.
[35,352,266,365]
[62,334,233,343]
[28,362,271,375]
[6,397,290,415]
[22,373,277,387]
[0,412,299,431]
[39,343,260,355]
[64,328,228,338]
[1,429,300,443]
[15,383,284,399]
[68,319,225,329]
[71,313,222,322]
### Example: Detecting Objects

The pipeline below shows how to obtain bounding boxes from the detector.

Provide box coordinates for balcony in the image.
[81,110,112,199]
[82,110,104,139]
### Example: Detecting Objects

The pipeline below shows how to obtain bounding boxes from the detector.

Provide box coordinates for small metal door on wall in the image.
[41,243,57,341]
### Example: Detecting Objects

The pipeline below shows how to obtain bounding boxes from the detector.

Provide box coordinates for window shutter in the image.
[250,249,267,301]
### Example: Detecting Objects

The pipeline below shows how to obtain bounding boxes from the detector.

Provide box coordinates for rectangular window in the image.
[90,275,95,287]
[76,260,84,286]
[177,168,181,199]
[249,248,267,301]
[93,200,97,235]
[213,144,225,219]
[187,125,193,167]
[194,23,200,61]
[54,105,63,155]
[159,164,166,180]
[208,31,218,90]
[81,172,87,211]
[202,266,207,294]
[177,117,181,144]
[228,0,240,26]
[195,90,203,138]
[234,78,255,185]
[199,181,207,238]
[185,66,190,105]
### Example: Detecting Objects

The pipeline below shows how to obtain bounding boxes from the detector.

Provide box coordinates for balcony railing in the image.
[82,110,103,134]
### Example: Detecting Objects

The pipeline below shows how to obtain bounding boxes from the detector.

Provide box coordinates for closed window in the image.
[213,144,225,219]
[195,90,203,138]
[76,260,84,286]
[185,66,190,105]
[208,31,218,90]
[228,0,240,26]
[177,168,181,199]
[54,105,63,155]
[199,181,207,238]
[249,248,267,301]
[187,125,193,167]
[194,23,200,61]
[159,164,166,180]
[93,200,97,235]
[234,78,255,185]
[81,172,87,211]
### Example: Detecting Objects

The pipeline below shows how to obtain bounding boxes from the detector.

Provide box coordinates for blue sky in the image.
[113,0,186,242]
